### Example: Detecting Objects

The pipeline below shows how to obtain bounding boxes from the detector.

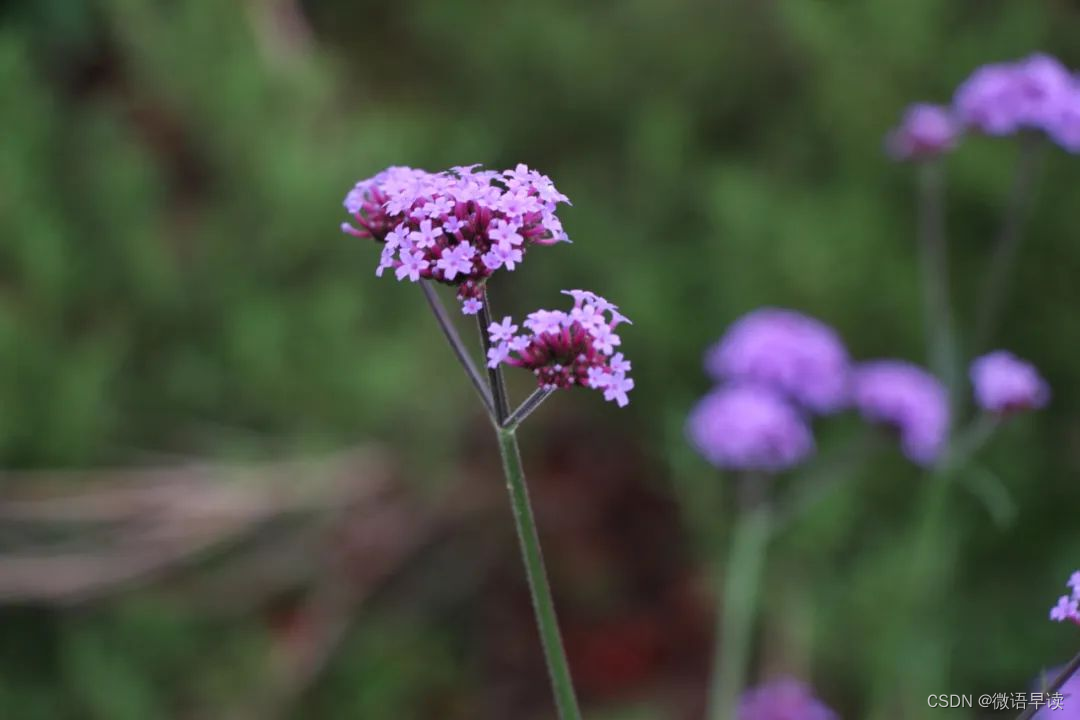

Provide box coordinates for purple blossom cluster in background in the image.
[737,677,839,720]
[852,361,950,466]
[1049,571,1080,625]
[688,307,949,471]
[971,350,1050,414]
[486,290,634,406]
[342,164,570,314]
[705,309,850,414]
[686,385,814,472]
[686,306,1053,472]
[887,53,1080,160]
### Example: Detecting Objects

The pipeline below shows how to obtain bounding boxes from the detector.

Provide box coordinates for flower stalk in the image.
[496,425,583,720]
[421,281,495,418]
[707,474,773,720]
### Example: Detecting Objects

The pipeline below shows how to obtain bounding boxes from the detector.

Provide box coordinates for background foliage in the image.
[2,0,1079,717]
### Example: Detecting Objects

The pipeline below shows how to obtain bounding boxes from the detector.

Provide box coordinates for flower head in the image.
[738,677,838,720]
[341,164,572,313]
[886,103,961,160]
[705,308,851,414]
[686,385,814,473]
[1049,571,1080,627]
[486,290,633,406]
[970,350,1049,414]
[953,53,1080,149]
[853,360,949,466]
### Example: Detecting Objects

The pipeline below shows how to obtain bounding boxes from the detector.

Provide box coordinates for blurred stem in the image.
[917,160,959,413]
[708,474,772,720]
[942,413,999,472]
[495,427,583,720]
[774,430,881,529]
[477,287,511,423]
[1016,649,1080,720]
[974,135,1044,351]
[420,281,495,418]
[503,388,555,431]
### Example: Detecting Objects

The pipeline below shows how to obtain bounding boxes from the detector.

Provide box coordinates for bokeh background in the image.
[2,0,1079,718]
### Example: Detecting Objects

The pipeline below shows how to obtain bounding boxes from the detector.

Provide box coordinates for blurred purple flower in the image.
[738,677,839,720]
[341,164,571,314]
[970,350,1049,414]
[886,103,960,160]
[1049,571,1080,626]
[686,385,814,472]
[1033,667,1079,718]
[705,308,851,415]
[853,360,949,466]
[953,53,1080,150]
[487,290,633,406]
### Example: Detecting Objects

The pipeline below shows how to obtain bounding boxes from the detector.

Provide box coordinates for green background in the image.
[2,0,1078,717]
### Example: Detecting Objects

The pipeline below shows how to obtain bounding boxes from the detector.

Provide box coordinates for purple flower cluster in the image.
[955,54,1079,148]
[687,385,814,472]
[688,309,845,472]
[686,306,987,469]
[852,361,949,466]
[342,164,570,314]
[705,308,851,414]
[970,350,1050,415]
[886,104,960,161]
[1049,571,1080,626]
[486,290,634,406]
[888,53,1080,160]
[738,677,839,720]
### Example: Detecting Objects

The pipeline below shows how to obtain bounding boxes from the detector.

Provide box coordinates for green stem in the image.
[917,160,959,410]
[708,476,772,720]
[496,427,583,720]
[974,134,1044,351]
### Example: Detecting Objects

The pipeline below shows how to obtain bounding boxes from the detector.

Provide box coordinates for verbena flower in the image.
[686,385,814,472]
[953,53,1080,151]
[1049,571,1080,626]
[342,164,571,314]
[738,677,839,720]
[886,103,961,160]
[1034,668,1078,718]
[853,360,949,466]
[705,308,851,414]
[970,350,1049,414]
[486,290,633,406]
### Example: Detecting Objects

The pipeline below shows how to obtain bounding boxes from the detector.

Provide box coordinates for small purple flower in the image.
[1049,571,1080,627]
[970,350,1049,414]
[686,385,814,473]
[886,103,960,161]
[487,290,633,406]
[488,316,519,344]
[394,250,429,282]
[435,243,476,281]
[705,308,851,414]
[852,360,949,466]
[737,677,838,720]
[461,298,482,315]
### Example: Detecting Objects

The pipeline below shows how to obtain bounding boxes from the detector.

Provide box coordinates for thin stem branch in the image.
[496,427,583,720]
[1016,649,1080,720]
[707,474,772,720]
[420,281,495,418]
[917,160,960,414]
[974,134,1044,351]
[477,287,511,423]
[502,388,555,431]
